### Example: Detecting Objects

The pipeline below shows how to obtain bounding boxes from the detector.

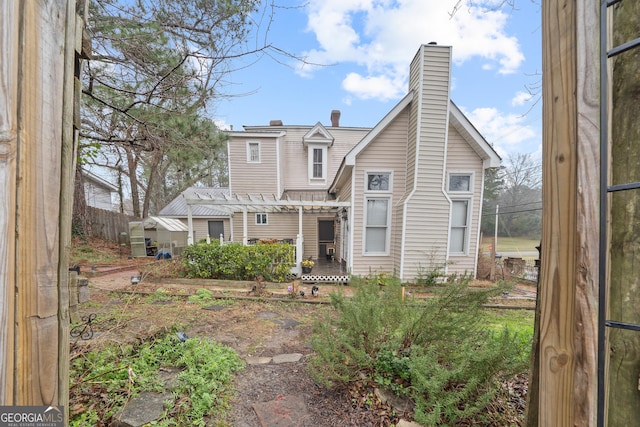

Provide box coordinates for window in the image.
[313,148,323,178]
[448,173,471,192]
[367,173,390,191]
[247,141,260,163]
[450,200,469,254]
[256,213,268,225]
[364,198,389,254]
[308,145,327,182]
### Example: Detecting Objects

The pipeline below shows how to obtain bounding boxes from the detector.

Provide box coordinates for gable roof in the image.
[302,122,334,147]
[329,91,414,192]
[449,101,501,167]
[82,169,118,192]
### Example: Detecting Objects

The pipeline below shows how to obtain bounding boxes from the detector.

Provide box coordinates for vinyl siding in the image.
[229,211,332,261]
[445,126,484,275]
[351,109,409,276]
[181,218,231,244]
[401,45,452,280]
[281,128,366,189]
[228,136,279,194]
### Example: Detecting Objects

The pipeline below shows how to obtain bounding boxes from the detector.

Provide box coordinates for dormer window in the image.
[308,145,327,183]
[313,148,323,178]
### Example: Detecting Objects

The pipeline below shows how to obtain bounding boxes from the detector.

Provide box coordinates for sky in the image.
[213,0,543,159]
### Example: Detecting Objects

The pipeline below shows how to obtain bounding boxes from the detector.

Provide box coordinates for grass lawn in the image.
[481,236,540,254]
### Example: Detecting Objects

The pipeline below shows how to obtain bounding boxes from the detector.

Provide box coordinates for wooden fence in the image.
[87,206,139,243]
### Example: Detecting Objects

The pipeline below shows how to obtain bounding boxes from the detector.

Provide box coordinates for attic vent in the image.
[428,41,437,45]
[270,120,283,126]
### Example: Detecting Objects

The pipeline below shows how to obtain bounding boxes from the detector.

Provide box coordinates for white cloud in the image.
[512,91,533,106]
[463,107,538,157]
[300,0,525,101]
[342,72,404,101]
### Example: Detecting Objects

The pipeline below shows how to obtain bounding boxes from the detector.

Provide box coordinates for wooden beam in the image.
[539,0,578,425]
[1,0,78,408]
[536,1,600,425]
[0,0,19,404]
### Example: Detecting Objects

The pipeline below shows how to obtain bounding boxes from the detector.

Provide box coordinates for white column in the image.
[187,205,194,245]
[242,207,248,245]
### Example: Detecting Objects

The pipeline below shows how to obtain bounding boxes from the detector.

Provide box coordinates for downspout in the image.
[242,207,247,245]
[440,104,453,275]
[348,170,356,273]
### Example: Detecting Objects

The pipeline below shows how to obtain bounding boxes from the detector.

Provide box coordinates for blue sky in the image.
[213,0,542,159]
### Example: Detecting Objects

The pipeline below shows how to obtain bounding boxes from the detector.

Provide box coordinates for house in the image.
[172,44,500,280]
[82,169,118,211]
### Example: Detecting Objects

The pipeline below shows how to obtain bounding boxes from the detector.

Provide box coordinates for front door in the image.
[318,219,335,260]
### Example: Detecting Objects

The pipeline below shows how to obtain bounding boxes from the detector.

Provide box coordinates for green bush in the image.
[182,240,294,282]
[309,275,531,426]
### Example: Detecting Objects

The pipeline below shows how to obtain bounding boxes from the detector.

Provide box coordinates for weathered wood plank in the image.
[0,0,19,404]
[573,0,600,425]
[539,0,577,425]
[15,0,69,405]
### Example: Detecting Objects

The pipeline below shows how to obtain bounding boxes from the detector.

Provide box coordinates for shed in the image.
[129,216,189,258]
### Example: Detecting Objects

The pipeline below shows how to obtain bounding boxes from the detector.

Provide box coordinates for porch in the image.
[301,256,349,285]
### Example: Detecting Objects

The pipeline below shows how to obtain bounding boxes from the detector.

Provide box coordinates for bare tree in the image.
[77,0,298,223]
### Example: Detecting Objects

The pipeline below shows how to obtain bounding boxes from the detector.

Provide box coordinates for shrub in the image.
[182,241,294,282]
[309,275,531,425]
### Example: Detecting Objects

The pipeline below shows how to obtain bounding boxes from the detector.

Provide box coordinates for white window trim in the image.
[449,198,472,256]
[255,213,268,225]
[247,141,261,163]
[447,171,474,194]
[362,197,392,256]
[307,144,327,184]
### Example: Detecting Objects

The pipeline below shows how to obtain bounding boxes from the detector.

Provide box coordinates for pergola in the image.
[182,188,350,274]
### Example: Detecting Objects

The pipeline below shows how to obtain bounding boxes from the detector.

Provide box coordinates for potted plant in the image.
[301,258,314,274]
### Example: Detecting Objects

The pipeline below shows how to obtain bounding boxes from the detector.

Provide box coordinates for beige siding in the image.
[401,45,453,280]
[280,128,366,190]
[445,126,484,275]
[228,136,279,194]
[229,211,333,261]
[351,109,409,277]
[231,212,299,242]
[184,218,231,243]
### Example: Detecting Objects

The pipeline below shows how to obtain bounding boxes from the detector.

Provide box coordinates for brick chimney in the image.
[269,120,283,126]
[330,110,341,127]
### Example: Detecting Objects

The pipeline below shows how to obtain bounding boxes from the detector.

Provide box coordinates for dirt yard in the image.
[70,239,533,426]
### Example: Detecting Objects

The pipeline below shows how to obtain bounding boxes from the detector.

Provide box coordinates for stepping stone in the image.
[252,394,308,427]
[273,318,300,329]
[256,311,279,319]
[246,356,272,365]
[111,391,171,427]
[272,353,303,364]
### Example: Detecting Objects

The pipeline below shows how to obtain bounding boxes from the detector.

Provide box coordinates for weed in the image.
[70,332,244,426]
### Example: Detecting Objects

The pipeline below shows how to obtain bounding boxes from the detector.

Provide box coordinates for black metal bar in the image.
[605,320,640,332]
[607,181,640,192]
[606,0,623,7]
[597,0,609,425]
[608,37,640,58]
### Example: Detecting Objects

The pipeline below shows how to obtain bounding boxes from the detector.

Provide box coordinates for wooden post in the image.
[533,0,600,425]
[0,0,84,414]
